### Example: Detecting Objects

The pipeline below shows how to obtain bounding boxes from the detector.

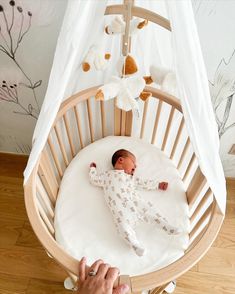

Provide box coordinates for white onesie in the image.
[89,167,180,256]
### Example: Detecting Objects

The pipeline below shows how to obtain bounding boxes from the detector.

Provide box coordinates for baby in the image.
[89,149,180,256]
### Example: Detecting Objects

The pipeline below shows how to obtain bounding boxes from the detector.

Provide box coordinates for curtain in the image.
[165,0,226,213]
[23,0,108,182]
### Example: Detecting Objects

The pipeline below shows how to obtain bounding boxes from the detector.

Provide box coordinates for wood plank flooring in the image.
[0,153,234,293]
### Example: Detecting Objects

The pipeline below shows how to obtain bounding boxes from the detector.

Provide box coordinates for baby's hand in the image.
[90,162,97,168]
[158,182,168,191]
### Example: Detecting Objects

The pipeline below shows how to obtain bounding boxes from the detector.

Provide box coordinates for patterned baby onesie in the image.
[89,167,180,256]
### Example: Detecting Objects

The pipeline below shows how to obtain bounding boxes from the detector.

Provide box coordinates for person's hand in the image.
[158,182,168,190]
[90,162,97,168]
[78,257,129,294]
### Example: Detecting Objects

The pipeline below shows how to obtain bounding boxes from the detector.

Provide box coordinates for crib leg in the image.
[150,281,176,294]
[164,281,176,293]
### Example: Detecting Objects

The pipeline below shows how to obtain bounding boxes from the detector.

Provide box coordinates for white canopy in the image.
[24,0,226,214]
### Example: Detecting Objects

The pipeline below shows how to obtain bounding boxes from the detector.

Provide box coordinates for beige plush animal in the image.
[105,16,148,35]
[82,45,111,72]
[144,66,177,96]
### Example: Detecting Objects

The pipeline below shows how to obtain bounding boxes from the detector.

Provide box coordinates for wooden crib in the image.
[24,85,224,293]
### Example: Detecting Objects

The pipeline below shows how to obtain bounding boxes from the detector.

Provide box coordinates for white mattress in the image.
[54,136,189,276]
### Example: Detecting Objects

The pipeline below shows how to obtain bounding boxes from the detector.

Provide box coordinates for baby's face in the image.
[122,155,136,175]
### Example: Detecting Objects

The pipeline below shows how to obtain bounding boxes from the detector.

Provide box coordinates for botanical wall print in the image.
[209,50,235,138]
[0,0,41,119]
[0,133,31,153]
[0,0,67,154]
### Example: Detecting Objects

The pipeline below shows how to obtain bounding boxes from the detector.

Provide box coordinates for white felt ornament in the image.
[105,16,148,35]
[147,66,178,96]
[82,45,111,72]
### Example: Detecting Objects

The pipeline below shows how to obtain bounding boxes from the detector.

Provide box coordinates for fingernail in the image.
[81,257,86,262]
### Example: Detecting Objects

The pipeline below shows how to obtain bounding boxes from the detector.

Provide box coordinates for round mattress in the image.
[54,136,189,276]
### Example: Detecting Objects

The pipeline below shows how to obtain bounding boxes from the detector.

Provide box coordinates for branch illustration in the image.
[0,1,41,119]
[209,50,235,138]
[0,80,38,119]
[218,94,234,138]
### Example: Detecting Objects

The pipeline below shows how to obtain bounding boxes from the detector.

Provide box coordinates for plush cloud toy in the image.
[82,45,111,72]
[105,16,148,35]
[95,55,151,115]
[144,66,177,96]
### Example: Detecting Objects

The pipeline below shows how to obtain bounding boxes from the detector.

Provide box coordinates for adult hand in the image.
[90,162,97,168]
[78,257,129,294]
[158,182,168,190]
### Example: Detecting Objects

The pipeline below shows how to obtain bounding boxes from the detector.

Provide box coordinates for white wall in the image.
[0,0,234,177]
[192,0,235,177]
[0,0,67,153]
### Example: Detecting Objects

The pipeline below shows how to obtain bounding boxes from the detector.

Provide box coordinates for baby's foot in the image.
[133,245,146,257]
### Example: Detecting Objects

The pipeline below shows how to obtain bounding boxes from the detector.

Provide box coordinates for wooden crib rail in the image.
[130,199,223,292]
[25,161,223,292]
[24,86,224,293]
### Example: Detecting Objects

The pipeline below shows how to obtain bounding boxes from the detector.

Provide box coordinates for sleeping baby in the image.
[89,149,180,256]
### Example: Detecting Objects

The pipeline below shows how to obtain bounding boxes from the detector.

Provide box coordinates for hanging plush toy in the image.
[105,16,148,35]
[144,66,177,96]
[82,45,111,72]
[95,55,151,115]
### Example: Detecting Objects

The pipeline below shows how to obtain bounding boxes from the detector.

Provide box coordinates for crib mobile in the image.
[24,1,224,293]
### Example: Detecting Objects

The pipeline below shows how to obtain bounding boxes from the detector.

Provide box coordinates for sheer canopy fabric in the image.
[24,0,226,214]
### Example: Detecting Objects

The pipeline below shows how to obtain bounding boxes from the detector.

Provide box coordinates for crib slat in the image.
[170,117,184,159]
[100,101,106,138]
[186,225,207,253]
[186,167,207,209]
[54,124,69,167]
[121,111,127,136]
[47,136,63,178]
[177,137,190,169]
[114,99,122,136]
[190,188,212,223]
[189,202,213,240]
[38,151,58,203]
[36,198,55,236]
[161,106,175,151]
[125,111,133,136]
[151,100,162,144]
[74,105,84,149]
[37,180,55,218]
[86,98,94,142]
[63,113,76,157]
[182,153,197,182]
[140,98,149,139]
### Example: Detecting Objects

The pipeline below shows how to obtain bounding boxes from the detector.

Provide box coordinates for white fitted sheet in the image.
[54,136,189,276]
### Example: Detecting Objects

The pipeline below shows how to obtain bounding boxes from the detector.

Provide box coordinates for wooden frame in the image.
[24,86,224,293]
[24,3,224,292]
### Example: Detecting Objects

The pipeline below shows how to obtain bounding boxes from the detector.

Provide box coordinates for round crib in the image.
[24,86,224,293]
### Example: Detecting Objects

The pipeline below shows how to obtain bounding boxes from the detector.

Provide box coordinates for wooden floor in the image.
[0,153,234,294]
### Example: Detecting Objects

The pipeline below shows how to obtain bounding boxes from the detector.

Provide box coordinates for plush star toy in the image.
[95,55,151,116]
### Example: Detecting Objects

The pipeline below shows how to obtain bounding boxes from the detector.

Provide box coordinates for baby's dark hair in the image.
[111,149,135,167]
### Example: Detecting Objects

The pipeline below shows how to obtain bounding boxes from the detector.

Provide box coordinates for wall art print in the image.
[0,0,46,120]
[210,50,235,138]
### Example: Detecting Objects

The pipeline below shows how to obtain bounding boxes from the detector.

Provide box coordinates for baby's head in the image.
[111,149,136,175]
